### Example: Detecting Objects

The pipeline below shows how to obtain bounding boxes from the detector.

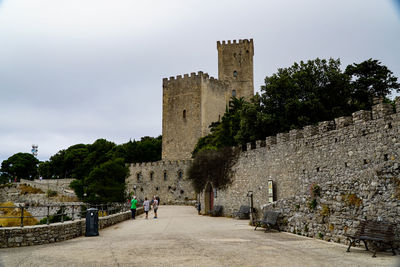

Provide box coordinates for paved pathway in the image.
[0,206,399,267]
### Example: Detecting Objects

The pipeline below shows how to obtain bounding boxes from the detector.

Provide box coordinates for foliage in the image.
[192,98,245,156]
[310,183,321,198]
[342,194,363,207]
[0,153,39,181]
[308,198,317,210]
[0,202,38,227]
[345,59,400,110]
[37,207,72,225]
[320,205,330,217]
[193,58,399,152]
[83,158,128,204]
[19,184,44,195]
[46,189,58,197]
[188,147,239,193]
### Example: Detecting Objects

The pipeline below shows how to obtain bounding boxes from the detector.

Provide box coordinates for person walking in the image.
[131,196,138,220]
[152,196,158,219]
[143,197,150,219]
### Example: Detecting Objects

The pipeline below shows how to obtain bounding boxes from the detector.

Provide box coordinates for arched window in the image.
[183,110,187,119]
[178,170,183,180]
[232,90,236,97]
[163,171,167,181]
[149,171,154,181]
[136,172,141,182]
[233,70,238,77]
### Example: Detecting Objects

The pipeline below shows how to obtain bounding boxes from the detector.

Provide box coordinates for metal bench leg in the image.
[362,240,369,251]
[346,239,355,252]
[390,243,396,256]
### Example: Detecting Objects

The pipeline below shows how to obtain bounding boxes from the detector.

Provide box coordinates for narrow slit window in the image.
[183,110,186,119]
[233,70,238,77]
[232,90,236,97]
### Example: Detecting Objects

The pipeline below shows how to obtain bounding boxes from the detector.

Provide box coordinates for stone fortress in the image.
[126,39,254,202]
[127,39,400,245]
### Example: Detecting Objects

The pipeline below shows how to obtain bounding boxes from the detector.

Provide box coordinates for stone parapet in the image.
[0,208,143,248]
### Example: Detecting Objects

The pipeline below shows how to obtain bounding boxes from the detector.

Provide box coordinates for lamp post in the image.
[247,190,254,225]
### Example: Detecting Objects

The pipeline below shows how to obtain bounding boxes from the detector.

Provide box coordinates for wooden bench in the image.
[254,211,280,232]
[233,205,250,219]
[345,220,397,257]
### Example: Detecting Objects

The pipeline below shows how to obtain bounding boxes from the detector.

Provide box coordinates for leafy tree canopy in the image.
[0,153,39,181]
[193,58,399,155]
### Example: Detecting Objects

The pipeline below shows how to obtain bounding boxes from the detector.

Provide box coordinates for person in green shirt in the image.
[131,196,138,220]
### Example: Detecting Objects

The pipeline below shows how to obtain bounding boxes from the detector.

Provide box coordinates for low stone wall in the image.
[0,208,143,248]
[19,178,76,197]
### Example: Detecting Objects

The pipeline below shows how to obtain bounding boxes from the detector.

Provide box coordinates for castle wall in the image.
[201,77,227,136]
[162,73,203,160]
[201,101,400,244]
[126,160,196,205]
[217,39,254,101]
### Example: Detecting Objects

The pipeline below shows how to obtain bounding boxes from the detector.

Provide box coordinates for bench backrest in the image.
[262,211,280,225]
[238,205,250,214]
[356,220,394,241]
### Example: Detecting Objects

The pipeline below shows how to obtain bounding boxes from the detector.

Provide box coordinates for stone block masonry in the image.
[126,160,196,205]
[205,99,400,246]
[0,208,144,248]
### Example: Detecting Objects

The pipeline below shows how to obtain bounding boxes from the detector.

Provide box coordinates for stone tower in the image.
[217,39,254,101]
[162,39,254,160]
[162,72,227,160]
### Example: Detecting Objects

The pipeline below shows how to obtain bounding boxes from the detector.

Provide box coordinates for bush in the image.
[188,147,239,193]
[47,189,58,197]
[37,207,71,224]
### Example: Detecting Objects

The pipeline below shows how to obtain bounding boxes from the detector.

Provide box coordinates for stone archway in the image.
[204,183,214,214]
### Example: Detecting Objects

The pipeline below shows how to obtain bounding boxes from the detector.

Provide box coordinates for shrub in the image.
[47,189,58,197]
[188,147,239,193]
[310,183,321,198]
[342,194,362,207]
[320,205,330,216]
[308,199,317,210]
[37,207,71,224]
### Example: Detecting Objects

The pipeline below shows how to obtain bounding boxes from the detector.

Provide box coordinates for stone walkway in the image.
[0,206,398,267]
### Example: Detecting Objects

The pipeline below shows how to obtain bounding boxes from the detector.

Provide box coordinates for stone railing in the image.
[0,207,143,248]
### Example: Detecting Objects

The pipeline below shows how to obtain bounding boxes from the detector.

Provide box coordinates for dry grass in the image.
[55,195,79,202]
[0,202,38,227]
[19,184,44,195]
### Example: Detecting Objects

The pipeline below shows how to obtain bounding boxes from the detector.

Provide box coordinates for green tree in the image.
[259,58,352,134]
[188,147,239,193]
[345,59,400,110]
[1,153,39,181]
[84,158,128,204]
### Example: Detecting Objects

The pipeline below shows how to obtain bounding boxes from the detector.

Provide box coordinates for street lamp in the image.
[247,191,254,225]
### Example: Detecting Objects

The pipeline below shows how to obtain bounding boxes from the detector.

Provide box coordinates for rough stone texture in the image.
[0,208,143,248]
[126,160,196,204]
[162,39,254,161]
[201,102,400,247]
[19,178,76,197]
[217,39,254,101]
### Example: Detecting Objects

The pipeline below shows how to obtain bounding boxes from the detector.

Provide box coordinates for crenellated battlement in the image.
[217,38,253,48]
[246,99,399,151]
[163,71,210,84]
[162,70,226,89]
[129,159,193,168]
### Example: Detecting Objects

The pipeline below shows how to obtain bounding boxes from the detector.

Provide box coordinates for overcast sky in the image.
[1,0,400,163]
